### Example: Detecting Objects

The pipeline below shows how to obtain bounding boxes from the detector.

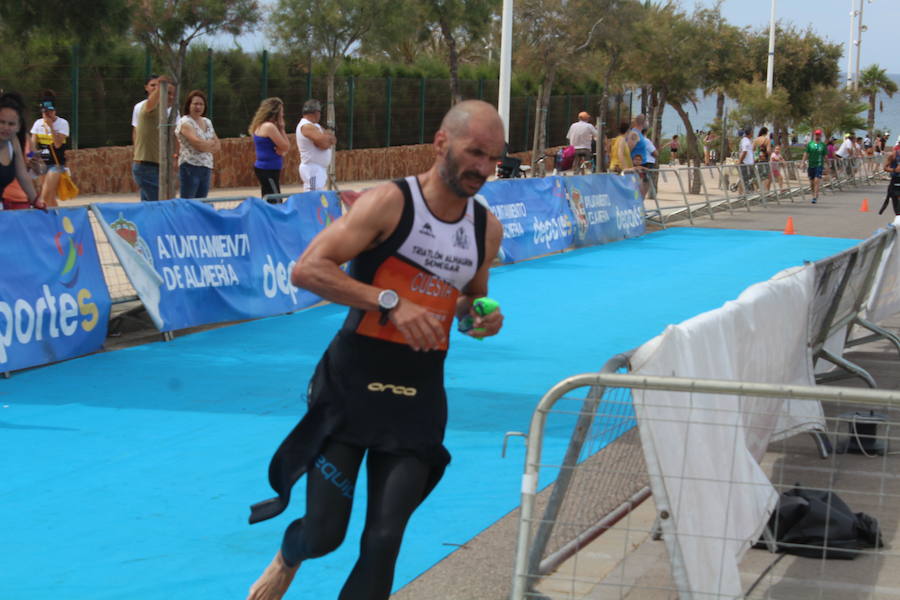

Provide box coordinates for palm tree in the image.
[858,64,898,139]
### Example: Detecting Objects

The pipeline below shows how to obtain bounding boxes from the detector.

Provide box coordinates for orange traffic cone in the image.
[860,198,870,212]
[784,216,796,235]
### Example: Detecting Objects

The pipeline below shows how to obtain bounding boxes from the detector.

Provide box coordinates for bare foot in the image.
[247,550,299,600]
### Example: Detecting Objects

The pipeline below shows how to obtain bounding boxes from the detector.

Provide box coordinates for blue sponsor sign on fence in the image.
[476,174,644,263]
[476,176,575,264]
[563,173,645,246]
[0,208,111,372]
[94,193,342,332]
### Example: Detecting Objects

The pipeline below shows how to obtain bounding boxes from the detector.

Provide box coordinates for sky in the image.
[214,0,898,75]
[708,0,896,74]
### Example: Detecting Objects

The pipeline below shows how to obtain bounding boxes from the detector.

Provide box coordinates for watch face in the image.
[379,289,399,310]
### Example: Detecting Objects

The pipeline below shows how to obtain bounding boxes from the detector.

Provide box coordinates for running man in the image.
[803,128,827,204]
[246,100,506,600]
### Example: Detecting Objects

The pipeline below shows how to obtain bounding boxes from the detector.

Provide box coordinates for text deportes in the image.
[0,285,99,364]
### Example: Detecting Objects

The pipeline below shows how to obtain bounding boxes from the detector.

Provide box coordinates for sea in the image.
[656,74,900,142]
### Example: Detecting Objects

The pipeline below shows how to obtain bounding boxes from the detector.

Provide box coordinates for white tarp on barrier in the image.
[865,221,900,324]
[630,265,817,599]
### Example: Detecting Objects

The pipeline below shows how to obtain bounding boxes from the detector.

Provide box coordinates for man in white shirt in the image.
[566,112,597,174]
[738,129,755,192]
[835,133,855,179]
[296,99,336,192]
[132,75,158,145]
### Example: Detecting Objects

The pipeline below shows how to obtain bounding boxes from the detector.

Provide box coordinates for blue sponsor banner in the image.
[0,208,111,372]
[94,193,342,332]
[476,176,575,263]
[563,174,646,247]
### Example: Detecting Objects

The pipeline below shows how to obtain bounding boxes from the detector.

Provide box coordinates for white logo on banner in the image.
[263,255,300,305]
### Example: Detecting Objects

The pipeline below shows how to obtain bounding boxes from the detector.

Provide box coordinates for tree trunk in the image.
[671,102,703,194]
[716,92,725,125]
[867,93,876,139]
[597,91,608,172]
[651,90,666,148]
[531,67,556,171]
[439,16,462,105]
[326,69,337,190]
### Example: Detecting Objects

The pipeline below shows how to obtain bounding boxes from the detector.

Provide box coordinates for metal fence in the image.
[509,225,900,599]
[511,372,900,600]
[0,48,631,154]
[638,155,889,228]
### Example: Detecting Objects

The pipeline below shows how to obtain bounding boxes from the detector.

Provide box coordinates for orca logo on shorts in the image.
[367,382,418,396]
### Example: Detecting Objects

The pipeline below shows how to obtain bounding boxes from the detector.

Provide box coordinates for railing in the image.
[637,155,889,227]
[509,226,900,599]
[511,372,900,600]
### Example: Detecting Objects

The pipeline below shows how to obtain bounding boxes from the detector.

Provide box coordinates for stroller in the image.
[496,155,527,178]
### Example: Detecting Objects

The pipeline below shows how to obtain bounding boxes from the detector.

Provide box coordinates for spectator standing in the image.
[769,144,785,190]
[175,90,220,199]
[132,76,176,202]
[753,127,772,191]
[0,92,40,209]
[565,111,597,174]
[132,74,158,145]
[296,99,336,192]
[642,131,659,198]
[250,97,291,202]
[608,122,632,174]
[704,131,718,164]
[738,129,755,192]
[30,91,69,208]
[667,134,680,165]
[802,129,826,204]
[625,115,651,196]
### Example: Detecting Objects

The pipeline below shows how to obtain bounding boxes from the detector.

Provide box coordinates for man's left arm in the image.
[456,214,504,338]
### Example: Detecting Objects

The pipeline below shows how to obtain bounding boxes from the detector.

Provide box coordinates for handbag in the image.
[49,143,79,201]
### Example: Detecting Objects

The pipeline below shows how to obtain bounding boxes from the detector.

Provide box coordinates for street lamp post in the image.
[853,0,871,92]
[846,0,856,89]
[498,0,513,143]
[765,0,776,97]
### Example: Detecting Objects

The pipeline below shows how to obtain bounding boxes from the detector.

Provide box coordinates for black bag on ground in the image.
[758,487,883,559]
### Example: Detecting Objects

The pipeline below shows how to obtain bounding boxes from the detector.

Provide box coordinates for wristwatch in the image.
[377,289,400,325]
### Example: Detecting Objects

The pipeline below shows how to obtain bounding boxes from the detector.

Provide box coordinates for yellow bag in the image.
[49,144,79,201]
[57,169,79,201]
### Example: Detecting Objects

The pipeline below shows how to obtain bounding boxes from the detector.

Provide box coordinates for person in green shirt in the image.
[803,128,827,204]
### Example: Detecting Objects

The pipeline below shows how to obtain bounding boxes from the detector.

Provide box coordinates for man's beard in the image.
[440,148,486,198]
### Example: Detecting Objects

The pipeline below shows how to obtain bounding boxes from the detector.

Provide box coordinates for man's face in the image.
[41,108,56,121]
[146,79,159,95]
[437,125,505,198]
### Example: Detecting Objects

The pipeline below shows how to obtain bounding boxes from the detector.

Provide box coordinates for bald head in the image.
[439,100,505,140]
[578,111,590,122]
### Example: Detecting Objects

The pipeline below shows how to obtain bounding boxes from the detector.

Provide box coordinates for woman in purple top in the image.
[249,97,291,202]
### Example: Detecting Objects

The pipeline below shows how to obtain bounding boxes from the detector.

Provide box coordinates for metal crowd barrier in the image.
[509,227,900,599]
[810,226,900,387]
[644,155,888,227]
[85,194,276,307]
[510,372,900,600]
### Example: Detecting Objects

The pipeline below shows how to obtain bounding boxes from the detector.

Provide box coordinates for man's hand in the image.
[33,197,47,211]
[466,305,504,339]
[389,299,446,351]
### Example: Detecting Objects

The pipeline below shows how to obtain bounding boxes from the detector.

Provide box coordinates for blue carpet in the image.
[2,228,856,599]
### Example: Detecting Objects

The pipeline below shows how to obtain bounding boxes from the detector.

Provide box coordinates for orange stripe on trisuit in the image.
[356,256,459,350]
